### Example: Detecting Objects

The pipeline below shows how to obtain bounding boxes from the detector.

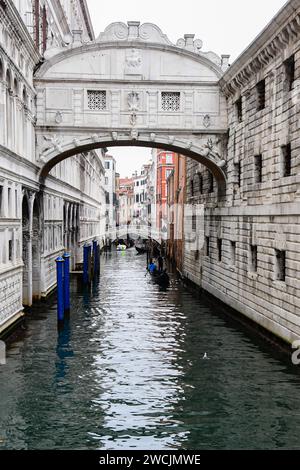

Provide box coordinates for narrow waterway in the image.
[0,250,300,450]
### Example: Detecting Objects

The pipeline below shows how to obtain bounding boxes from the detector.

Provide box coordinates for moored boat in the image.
[135,245,147,254]
[150,270,170,287]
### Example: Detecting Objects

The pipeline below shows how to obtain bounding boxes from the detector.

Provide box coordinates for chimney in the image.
[72,30,83,47]
[221,54,230,71]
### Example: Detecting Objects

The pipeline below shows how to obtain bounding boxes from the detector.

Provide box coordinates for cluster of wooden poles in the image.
[55,240,101,324]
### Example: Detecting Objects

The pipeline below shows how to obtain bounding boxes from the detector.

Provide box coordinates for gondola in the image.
[135,246,147,254]
[150,270,170,287]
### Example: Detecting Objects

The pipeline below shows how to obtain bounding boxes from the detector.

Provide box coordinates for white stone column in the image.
[2,181,8,218]
[0,81,6,145]
[12,182,16,219]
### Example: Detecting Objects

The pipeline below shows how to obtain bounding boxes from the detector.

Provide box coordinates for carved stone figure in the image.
[128,91,140,111]
[125,49,142,69]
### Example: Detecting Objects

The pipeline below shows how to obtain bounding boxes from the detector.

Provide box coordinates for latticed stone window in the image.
[87,90,106,110]
[161,92,180,112]
[275,249,286,282]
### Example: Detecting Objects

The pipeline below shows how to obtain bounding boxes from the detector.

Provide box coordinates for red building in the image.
[155,150,175,239]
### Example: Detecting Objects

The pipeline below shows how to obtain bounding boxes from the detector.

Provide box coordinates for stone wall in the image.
[183,0,300,345]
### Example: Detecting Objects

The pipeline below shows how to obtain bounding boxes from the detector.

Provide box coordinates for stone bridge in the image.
[34,21,229,190]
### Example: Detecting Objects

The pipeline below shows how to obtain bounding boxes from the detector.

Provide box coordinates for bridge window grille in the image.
[234,162,241,187]
[190,179,194,197]
[208,171,214,193]
[8,239,13,261]
[282,143,292,177]
[275,249,286,282]
[250,245,258,272]
[161,92,180,112]
[198,173,203,194]
[205,236,210,257]
[217,238,222,262]
[230,241,236,266]
[284,55,295,92]
[87,90,106,110]
[192,213,197,232]
[235,97,243,122]
[256,79,266,111]
[254,154,262,183]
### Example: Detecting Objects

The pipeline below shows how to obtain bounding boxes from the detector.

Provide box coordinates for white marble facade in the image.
[0,1,104,334]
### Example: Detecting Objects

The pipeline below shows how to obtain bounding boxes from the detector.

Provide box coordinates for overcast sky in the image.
[86,0,287,177]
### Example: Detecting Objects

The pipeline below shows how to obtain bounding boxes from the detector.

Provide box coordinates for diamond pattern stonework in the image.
[161,92,180,112]
[87,91,106,110]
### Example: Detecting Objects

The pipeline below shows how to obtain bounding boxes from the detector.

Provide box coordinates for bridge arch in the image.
[34,21,229,191]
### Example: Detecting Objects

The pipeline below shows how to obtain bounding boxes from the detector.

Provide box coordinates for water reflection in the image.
[0,250,300,449]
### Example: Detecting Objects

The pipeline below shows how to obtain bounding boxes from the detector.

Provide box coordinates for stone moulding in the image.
[220,7,300,97]
[36,132,227,185]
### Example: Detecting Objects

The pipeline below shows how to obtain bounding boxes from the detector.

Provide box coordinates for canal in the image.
[0,249,300,450]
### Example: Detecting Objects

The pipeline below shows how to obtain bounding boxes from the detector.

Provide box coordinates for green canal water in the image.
[0,250,299,450]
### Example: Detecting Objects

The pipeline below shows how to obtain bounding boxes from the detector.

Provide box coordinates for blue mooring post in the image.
[93,240,98,277]
[87,243,92,281]
[63,252,71,314]
[56,256,65,323]
[83,244,89,284]
[97,244,101,275]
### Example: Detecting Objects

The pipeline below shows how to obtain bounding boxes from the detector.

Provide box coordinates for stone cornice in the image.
[34,40,224,80]
[0,0,40,65]
[219,0,300,96]
[0,45,36,94]
[0,143,40,174]
[79,0,95,41]
[34,77,220,87]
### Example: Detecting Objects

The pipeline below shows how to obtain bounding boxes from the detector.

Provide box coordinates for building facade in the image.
[183,0,300,344]
[104,154,117,241]
[117,176,134,227]
[0,1,105,334]
[1,0,300,347]
[166,154,186,273]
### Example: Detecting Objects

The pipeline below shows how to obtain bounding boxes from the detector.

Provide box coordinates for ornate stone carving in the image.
[130,113,137,126]
[220,12,300,96]
[41,135,62,154]
[55,111,63,124]
[168,136,175,145]
[130,129,138,140]
[128,91,140,111]
[90,134,98,143]
[138,23,172,45]
[96,22,172,45]
[203,114,211,128]
[125,49,142,69]
[150,133,156,142]
[111,131,118,141]
[176,34,203,54]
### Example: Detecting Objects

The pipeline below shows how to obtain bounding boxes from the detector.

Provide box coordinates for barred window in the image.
[87,90,106,110]
[161,92,180,112]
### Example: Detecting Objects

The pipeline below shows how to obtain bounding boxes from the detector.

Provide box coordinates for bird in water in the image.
[127,313,134,319]
[203,352,210,360]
